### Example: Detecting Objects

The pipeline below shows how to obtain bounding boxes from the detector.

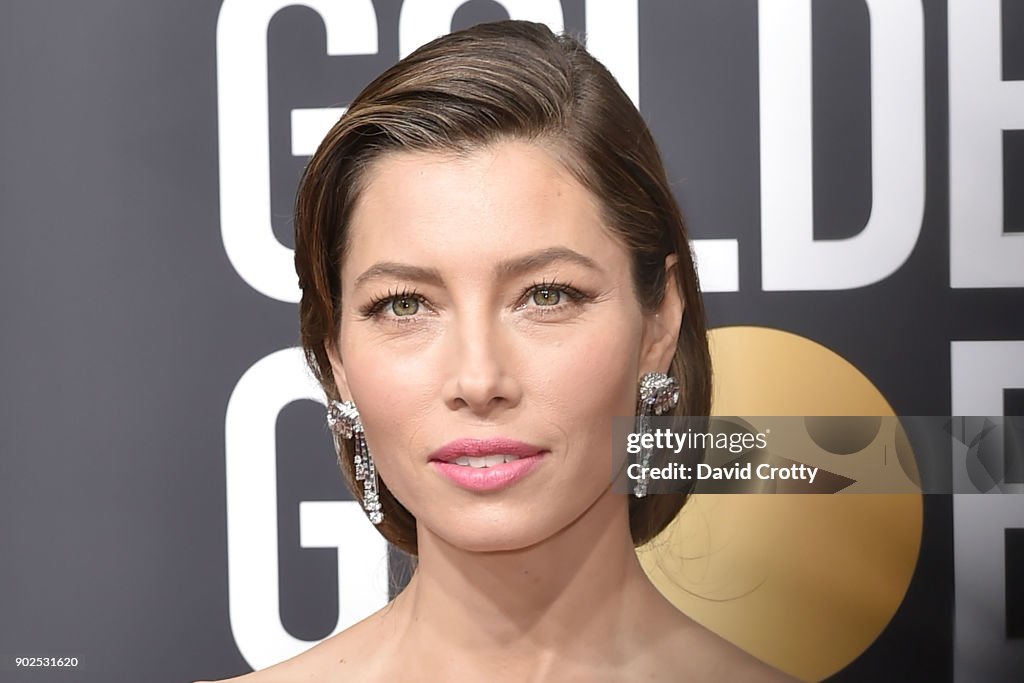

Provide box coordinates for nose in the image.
[442,314,521,416]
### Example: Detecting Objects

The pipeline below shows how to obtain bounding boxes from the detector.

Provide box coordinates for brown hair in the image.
[294,20,711,555]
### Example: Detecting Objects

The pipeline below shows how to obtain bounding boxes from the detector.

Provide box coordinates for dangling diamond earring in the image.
[633,372,680,498]
[326,399,383,525]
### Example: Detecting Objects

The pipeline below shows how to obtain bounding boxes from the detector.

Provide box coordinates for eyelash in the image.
[517,279,590,314]
[359,287,426,319]
[359,281,592,320]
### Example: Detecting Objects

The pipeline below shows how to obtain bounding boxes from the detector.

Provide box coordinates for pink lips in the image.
[429,438,546,491]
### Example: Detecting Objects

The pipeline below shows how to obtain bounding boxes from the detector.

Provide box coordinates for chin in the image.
[424,515,562,554]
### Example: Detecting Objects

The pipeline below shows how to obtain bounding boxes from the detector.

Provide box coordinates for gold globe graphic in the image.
[637,326,923,682]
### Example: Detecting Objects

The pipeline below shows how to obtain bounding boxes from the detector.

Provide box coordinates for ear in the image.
[639,254,685,376]
[324,337,352,402]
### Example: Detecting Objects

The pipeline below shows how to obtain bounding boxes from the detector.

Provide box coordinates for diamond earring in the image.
[633,372,680,498]
[327,399,383,525]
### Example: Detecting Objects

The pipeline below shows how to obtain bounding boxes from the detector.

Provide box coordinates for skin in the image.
[200,140,796,682]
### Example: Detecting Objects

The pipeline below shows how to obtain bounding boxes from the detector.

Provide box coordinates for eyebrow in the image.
[496,246,602,279]
[352,246,603,290]
[353,262,443,290]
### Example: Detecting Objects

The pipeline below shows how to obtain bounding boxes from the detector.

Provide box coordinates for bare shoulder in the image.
[193,604,397,683]
[642,606,799,682]
[700,638,800,683]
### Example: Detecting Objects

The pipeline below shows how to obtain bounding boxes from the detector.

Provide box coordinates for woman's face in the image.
[329,140,677,552]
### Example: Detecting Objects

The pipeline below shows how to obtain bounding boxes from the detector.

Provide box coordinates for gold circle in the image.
[638,326,923,681]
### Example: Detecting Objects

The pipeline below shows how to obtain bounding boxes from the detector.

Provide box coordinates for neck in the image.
[385,488,674,675]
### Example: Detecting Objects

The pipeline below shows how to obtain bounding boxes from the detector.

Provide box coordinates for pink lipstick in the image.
[429,438,545,491]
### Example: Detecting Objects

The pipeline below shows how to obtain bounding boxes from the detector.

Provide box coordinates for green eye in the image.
[391,297,419,316]
[532,288,561,306]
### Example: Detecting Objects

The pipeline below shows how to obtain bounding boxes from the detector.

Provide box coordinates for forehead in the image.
[343,140,628,279]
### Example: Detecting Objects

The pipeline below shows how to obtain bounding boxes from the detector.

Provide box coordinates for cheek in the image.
[345,348,430,405]
[528,313,643,423]
[339,335,438,454]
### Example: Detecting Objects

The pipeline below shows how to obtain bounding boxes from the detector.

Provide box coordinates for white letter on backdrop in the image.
[225,348,388,669]
[949,0,1024,288]
[216,0,378,302]
[759,0,925,290]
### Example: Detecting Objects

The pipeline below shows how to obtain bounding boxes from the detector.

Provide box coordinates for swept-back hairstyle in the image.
[294,20,711,555]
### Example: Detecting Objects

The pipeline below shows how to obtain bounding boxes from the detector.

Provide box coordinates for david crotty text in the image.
[627,462,819,484]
